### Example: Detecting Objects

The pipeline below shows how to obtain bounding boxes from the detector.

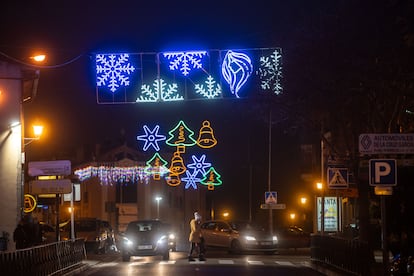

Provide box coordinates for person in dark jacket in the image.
[13,220,28,250]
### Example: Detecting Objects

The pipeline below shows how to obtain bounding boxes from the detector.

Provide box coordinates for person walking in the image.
[188,211,206,261]
[13,220,28,250]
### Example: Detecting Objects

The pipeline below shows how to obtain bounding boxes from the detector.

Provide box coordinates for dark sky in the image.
[1,0,368,222]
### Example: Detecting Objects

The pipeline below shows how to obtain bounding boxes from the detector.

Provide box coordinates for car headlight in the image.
[157,235,167,244]
[272,236,278,242]
[244,235,256,241]
[123,237,133,246]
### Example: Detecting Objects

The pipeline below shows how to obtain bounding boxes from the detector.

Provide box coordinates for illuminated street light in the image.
[24,124,44,146]
[300,197,307,205]
[222,212,229,219]
[155,196,162,219]
[31,54,46,63]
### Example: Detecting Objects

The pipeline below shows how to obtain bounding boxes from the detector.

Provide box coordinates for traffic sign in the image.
[369,159,397,186]
[29,179,72,194]
[265,191,277,204]
[28,160,71,176]
[359,133,414,155]
[327,167,348,188]
[260,203,286,209]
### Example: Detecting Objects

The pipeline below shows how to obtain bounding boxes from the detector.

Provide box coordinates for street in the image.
[74,248,324,276]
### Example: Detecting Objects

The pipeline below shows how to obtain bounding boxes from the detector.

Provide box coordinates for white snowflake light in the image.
[256,49,283,95]
[194,76,222,99]
[136,78,183,102]
[163,51,207,76]
[96,53,135,92]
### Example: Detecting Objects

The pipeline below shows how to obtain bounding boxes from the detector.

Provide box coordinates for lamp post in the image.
[155,196,162,219]
[316,182,324,234]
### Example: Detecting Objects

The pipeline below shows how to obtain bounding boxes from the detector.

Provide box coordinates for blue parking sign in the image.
[369,159,397,186]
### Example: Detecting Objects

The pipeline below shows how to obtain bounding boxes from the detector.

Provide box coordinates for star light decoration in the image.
[137,125,166,151]
[96,53,135,92]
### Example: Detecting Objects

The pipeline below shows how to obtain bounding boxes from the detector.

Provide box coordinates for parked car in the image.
[121,219,172,261]
[275,226,310,249]
[39,222,56,244]
[62,218,112,253]
[200,220,278,254]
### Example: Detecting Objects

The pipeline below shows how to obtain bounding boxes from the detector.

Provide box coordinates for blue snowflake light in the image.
[187,154,212,178]
[163,51,207,76]
[137,125,166,151]
[96,53,135,92]
[181,170,201,190]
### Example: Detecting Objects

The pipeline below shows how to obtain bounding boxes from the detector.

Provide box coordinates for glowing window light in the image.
[187,154,211,178]
[256,49,283,95]
[200,167,222,191]
[136,78,183,102]
[96,53,135,92]
[194,75,222,99]
[181,170,201,190]
[165,120,197,147]
[137,125,166,151]
[221,50,253,98]
[163,51,207,76]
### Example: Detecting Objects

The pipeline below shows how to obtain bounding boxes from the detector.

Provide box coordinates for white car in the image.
[200,220,278,254]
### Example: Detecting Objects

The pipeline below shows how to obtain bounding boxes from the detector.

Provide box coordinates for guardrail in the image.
[310,234,375,275]
[0,239,86,276]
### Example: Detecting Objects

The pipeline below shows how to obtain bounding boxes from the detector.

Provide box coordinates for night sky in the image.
[1,1,378,222]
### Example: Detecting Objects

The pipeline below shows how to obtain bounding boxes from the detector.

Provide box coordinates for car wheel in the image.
[162,250,170,261]
[229,240,242,254]
[122,254,130,262]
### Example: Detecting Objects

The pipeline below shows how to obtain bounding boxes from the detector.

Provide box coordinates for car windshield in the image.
[126,221,162,233]
[229,221,264,231]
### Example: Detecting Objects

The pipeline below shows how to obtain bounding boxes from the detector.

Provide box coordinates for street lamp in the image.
[155,196,162,219]
[24,124,43,146]
[316,182,325,234]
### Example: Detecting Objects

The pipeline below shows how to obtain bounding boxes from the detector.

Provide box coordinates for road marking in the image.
[218,260,234,264]
[247,260,264,265]
[159,261,176,265]
[275,261,294,266]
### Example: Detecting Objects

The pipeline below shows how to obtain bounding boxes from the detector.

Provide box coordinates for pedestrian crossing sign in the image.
[265,191,277,204]
[327,167,349,188]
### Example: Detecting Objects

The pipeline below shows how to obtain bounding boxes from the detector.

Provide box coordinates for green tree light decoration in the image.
[200,167,222,191]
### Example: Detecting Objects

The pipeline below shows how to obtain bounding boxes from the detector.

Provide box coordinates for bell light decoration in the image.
[196,120,217,148]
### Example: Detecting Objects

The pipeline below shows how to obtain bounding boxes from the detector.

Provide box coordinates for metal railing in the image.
[310,234,375,275]
[0,239,86,276]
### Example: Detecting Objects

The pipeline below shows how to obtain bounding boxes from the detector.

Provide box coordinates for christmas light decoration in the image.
[136,78,183,102]
[74,165,149,186]
[200,167,222,190]
[194,75,222,99]
[187,154,211,178]
[144,152,169,180]
[221,50,253,98]
[163,51,207,76]
[181,170,201,190]
[96,53,135,92]
[165,120,197,147]
[196,120,217,148]
[137,125,166,151]
[256,49,283,95]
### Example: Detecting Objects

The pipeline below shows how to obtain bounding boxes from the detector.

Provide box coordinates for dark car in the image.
[275,226,310,249]
[62,218,112,253]
[121,220,172,261]
[200,220,278,254]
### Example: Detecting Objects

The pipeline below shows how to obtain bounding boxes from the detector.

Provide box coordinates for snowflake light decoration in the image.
[187,154,211,178]
[136,78,183,102]
[194,76,222,99]
[163,51,207,76]
[137,125,166,151]
[96,54,135,92]
[256,49,283,95]
[181,170,201,190]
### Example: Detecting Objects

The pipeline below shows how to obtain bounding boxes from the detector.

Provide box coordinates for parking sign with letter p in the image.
[369,159,397,186]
